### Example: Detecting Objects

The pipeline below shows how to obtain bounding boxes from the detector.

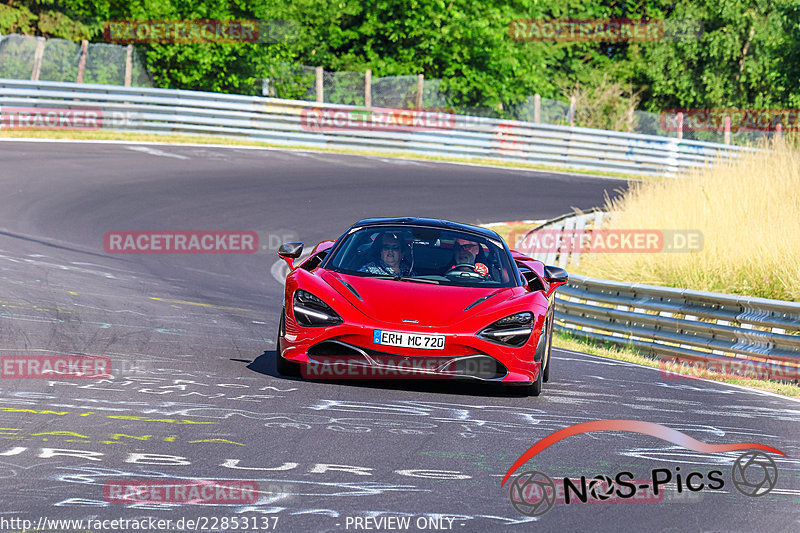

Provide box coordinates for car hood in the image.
[321,271,513,326]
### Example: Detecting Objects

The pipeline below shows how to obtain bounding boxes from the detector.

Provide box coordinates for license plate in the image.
[373,330,445,350]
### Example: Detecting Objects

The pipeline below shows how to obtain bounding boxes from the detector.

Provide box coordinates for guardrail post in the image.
[365,69,371,107]
[315,66,323,103]
[724,116,731,144]
[676,111,683,139]
[124,44,133,87]
[664,138,680,176]
[533,94,540,123]
[76,40,89,83]
[31,37,46,81]
[571,214,587,266]
[593,211,605,232]
[568,96,576,126]
[559,215,578,267]
[416,74,424,110]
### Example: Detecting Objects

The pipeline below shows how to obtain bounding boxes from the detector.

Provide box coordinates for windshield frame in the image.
[320,223,523,288]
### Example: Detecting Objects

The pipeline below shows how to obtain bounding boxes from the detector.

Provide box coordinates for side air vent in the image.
[336,277,363,300]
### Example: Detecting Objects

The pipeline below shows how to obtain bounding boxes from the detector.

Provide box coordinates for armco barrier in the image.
[0,79,752,177]
[517,215,800,381]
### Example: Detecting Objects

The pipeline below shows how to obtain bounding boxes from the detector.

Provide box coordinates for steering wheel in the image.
[444,263,484,279]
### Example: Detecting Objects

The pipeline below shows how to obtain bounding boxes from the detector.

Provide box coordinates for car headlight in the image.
[292,290,343,327]
[478,312,534,347]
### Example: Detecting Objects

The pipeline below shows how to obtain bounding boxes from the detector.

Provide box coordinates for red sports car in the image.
[275,217,568,395]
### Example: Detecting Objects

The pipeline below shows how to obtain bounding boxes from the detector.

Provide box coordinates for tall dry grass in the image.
[560,76,643,132]
[574,138,800,301]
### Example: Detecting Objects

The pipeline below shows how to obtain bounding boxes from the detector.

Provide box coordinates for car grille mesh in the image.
[307,340,507,380]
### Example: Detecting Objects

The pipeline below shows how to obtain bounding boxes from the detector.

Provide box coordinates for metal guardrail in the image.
[514,208,608,268]
[516,214,800,381]
[0,79,753,177]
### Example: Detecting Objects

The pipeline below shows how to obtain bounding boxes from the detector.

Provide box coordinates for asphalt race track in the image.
[0,140,798,533]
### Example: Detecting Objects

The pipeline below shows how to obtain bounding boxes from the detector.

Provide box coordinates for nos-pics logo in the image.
[502,420,784,517]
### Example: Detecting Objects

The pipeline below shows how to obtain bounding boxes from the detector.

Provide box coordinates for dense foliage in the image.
[2,0,798,111]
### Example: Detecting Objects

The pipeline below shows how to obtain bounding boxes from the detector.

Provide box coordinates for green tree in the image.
[2,0,799,115]
[636,0,800,109]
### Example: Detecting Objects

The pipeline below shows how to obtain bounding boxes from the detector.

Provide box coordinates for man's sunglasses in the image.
[455,243,479,251]
[382,245,401,251]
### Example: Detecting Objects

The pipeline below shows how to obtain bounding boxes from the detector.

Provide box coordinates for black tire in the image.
[275,310,301,377]
[526,364,544,396]
[519,320,548,396]
[543,310,553,383]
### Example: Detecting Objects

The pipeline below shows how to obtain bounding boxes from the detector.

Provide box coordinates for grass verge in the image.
[0,129,639,181]
[553,330,800,398]
[571,138,800,301]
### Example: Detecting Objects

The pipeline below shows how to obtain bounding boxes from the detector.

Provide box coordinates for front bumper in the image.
[281,323,542,383]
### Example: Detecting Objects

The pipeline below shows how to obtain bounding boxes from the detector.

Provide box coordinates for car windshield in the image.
[325,225,517,288]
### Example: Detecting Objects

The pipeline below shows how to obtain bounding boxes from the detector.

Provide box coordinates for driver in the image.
[448,237,492,279]
[359,232,415,276]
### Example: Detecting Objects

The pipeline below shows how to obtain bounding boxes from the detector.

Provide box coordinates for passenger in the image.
[359,232,415,276]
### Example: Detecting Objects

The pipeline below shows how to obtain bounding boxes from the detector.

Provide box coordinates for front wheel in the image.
[543,311,553,383]
[275,309,301,377]
[521,321,548,396]
[525,365,544,396]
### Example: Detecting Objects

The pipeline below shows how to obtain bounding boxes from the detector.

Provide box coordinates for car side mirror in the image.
[544,265,568,284]
[278,242,303,269]
[543,265,568,297]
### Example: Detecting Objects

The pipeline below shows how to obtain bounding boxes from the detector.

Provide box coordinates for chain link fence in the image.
[0,32,779,145]
[262,66,782,145]
[509,95,570,124]
[0,33,152,86]
[371,74,418,109]
[322,69,366,107]
[0,34,38,79]
[84,42,149,85]
[260,64,315,100]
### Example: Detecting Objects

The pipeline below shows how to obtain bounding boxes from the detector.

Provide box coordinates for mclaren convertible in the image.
[275,217,568,395]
